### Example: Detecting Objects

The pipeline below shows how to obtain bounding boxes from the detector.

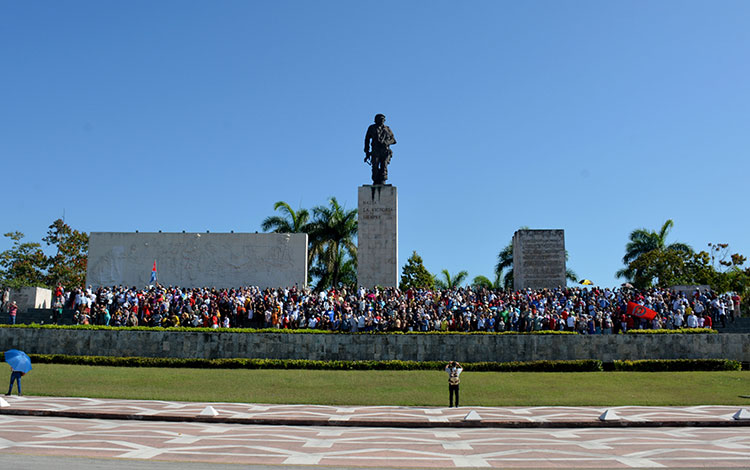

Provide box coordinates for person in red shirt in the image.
[8,301,18,325]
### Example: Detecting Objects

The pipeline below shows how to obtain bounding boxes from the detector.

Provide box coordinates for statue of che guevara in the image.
[363,114,396,185]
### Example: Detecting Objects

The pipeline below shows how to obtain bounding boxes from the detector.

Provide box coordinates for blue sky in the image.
[2,1,748,288]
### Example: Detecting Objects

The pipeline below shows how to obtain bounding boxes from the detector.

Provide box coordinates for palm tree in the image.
[495,242,514,290]
[308,197,358,290]
[310,248,357,291]
[434,269,468,289]
[260,201,310,233]
[616,219,693,282]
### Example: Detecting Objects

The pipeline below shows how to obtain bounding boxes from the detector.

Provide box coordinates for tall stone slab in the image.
[358,185,398,288]
[513,229,566,291]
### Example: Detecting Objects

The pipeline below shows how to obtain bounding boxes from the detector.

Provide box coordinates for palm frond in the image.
[657,219,674,243]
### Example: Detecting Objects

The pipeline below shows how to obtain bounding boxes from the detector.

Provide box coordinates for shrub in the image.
[0,324,578,335]
[612,359,741,371]
[626,328,717,334]
[16,354,601,372]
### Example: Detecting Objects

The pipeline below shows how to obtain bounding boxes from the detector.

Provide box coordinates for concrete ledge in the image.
[1,398,748,429]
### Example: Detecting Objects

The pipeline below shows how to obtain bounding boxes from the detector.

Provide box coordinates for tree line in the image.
[1,211,746,303]
[615,219,748,293]
[0,219,89,290]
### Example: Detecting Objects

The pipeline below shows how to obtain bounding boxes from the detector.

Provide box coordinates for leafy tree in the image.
[623,237,748,296]
[471,275,493,289]
[627,249,692,288]
[0,232,48,289]
[471,273,503,289]
[707,242,747,273]
[434,269,468,289]
[308,197,357,290]
[616,219,693,286]
[43,219,89,289]
[698,243,749,295]
[400,251,435,290]
[260,201,310,233]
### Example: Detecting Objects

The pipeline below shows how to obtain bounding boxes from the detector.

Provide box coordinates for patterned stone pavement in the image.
[1,397,750,468]
[1,396,749,428]
[1,414,750,468]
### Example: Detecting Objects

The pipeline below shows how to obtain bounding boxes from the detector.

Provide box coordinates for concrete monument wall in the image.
[513,229,566,291]
[8,287,52,311]
[87,232,307,288]
[671,285,712,295]
[358,185,398,288]
[1,328,748,362]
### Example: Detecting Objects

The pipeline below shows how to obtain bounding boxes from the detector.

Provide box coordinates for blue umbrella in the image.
[4,349,32,374]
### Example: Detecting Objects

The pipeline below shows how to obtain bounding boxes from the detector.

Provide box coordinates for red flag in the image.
[626,302,657,321]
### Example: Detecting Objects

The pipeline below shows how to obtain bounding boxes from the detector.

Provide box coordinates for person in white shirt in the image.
[673,312,684,328]
[445,361,463,408]
[566,314,576,331]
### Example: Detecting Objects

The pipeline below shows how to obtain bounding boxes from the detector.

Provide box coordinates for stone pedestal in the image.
[358,185,398,288]
[513,229,566,291]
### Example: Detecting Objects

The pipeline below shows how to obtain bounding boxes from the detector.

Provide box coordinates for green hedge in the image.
[0,324,577,335]
[10,354,601,372]
[626,328,717,334]
[611,359,741,371]
[464,360,602,372]
[3,353,739,371]
[1,324,720,335]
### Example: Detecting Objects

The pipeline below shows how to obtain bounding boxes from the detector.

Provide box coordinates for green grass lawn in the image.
[13,364,750,406]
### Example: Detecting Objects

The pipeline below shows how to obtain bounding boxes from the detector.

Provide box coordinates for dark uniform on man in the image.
[364,114,397,185]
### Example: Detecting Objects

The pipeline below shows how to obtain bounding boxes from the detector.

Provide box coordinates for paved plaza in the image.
[0,397,749,468]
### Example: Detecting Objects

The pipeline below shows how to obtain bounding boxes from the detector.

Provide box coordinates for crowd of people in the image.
[51,283,742,333]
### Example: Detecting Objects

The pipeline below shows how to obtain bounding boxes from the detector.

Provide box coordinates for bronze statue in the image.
[364,114,396,185]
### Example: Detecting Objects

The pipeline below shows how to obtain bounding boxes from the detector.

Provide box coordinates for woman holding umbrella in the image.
[5,349,32,396]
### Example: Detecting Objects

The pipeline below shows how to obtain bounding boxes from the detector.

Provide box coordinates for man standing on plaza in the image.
[445,361,463,407]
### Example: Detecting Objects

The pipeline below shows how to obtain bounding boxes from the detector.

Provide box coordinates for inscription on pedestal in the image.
[358,185,398,288]
[513,229,566,291]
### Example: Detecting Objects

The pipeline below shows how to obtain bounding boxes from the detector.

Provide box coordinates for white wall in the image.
[9,286,52,311]
[86,232,307,288]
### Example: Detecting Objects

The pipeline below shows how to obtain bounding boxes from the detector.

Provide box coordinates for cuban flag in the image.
[150,261,157,285]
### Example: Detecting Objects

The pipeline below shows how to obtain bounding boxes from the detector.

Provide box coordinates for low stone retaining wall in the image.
[1,328,748,362]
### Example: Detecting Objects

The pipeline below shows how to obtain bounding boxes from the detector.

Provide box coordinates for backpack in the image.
[448,369,460,386]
